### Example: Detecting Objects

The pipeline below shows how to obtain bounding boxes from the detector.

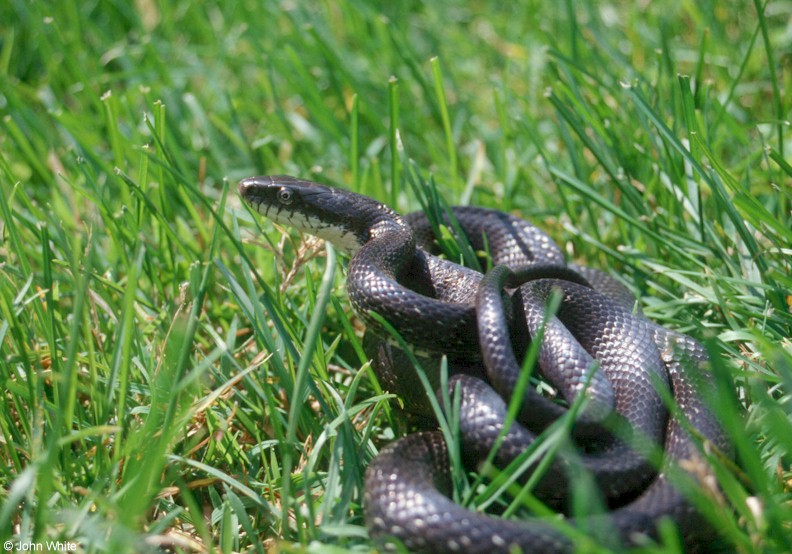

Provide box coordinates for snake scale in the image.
[239,174,730,553]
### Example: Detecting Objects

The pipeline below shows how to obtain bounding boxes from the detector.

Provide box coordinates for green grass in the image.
[1,0,790,552]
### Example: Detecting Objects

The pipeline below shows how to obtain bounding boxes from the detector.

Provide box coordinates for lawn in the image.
[1,1,790,553]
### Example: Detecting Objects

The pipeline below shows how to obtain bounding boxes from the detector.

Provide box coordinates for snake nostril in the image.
[238,177,262,199]
[238,179,252,198]
[239,176,280,201]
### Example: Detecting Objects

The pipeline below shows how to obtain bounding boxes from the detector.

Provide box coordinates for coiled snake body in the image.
[239,175,729,553]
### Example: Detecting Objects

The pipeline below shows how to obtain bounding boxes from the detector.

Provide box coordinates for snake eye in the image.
[277,188,294,205]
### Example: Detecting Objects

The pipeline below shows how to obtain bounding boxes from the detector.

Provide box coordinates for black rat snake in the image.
[239,174,730,553]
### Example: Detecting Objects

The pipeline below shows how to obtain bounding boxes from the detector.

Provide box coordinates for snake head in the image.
[238,174,387,253]
[238,175,314,215]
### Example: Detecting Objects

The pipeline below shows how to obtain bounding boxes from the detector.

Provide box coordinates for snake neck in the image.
[321,202,412,256]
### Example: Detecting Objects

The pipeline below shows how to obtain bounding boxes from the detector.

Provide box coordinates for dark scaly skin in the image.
[469,267,666,503]
[365,332,729,553]
[404,206,567,268]
[238,175,730,553]
[239,175,484,354]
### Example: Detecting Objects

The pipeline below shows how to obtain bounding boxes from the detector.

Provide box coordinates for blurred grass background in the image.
[1,1,790,552]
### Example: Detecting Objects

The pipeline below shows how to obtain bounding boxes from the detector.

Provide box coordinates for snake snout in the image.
[238,175,273,201]
[237,177,253,197]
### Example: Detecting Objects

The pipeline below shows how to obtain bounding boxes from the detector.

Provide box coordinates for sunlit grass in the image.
[1,1,790,552]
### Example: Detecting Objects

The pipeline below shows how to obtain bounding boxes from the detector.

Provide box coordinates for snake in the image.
[238,174,730,553]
